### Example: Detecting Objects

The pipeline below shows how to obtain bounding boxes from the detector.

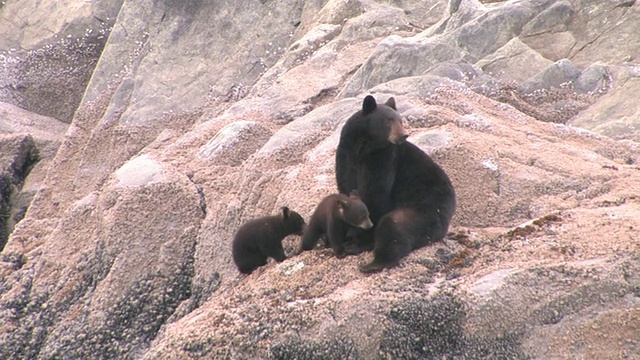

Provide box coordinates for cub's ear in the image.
[385,97,397,110]
[349,190,360,199]
[282,206,290,219]
[337,199,348,211]
[362,95,377,115]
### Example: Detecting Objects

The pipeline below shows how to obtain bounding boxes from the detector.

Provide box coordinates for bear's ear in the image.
[282,206,290,219]
[385,97,397,110]
[349,190,360,199]
[362,95,377,115]
[337,199,348,213]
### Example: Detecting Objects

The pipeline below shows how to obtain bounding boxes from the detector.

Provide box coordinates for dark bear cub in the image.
[232,207,306,274]
[301,191,373,258]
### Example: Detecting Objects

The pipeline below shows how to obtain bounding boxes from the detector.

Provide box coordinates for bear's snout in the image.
[360,218,374,229]
[391,133,408,144]
[389,117,408,144]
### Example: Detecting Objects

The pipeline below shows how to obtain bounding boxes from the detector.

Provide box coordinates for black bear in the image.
[336,95,456,273]
[232,207,306,274]
[301,190,374,258]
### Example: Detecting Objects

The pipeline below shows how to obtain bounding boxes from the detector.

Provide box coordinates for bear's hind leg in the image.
[237,253,267,274]
[359,209,415,273]
[301,223,323,251]
[327,221,350,258]
[270,243,287,263]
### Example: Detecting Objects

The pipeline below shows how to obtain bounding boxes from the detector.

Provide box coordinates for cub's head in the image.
[362,95,408,146]
[337,190,374,230]
[281,207,306,235]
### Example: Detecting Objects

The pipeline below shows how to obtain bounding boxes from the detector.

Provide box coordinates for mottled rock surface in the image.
[1,0,639,359]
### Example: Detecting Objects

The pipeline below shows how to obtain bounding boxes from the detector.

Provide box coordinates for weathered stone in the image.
[570,75,640,141]
[521,0,575,36]
[574,62,610,94]
[316,0,365,25]
[1,1,640,359]
[476,37,553,83]
[197,121,273,166]
[567,0,640,67]
[453,1,539,61]
[0,0,124,122]
[340,35,466,97]
[0,102,67,253]
[519,58,581,95]
[0,135,39,250]
[521,30,577,61]
[425,61,482,81]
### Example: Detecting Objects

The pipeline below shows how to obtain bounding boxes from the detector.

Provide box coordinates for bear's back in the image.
[233,216,278,249]
[392,141,455,211]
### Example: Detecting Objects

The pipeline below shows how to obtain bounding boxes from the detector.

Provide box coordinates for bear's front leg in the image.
[270,243,287,263]
[327,221,352,258]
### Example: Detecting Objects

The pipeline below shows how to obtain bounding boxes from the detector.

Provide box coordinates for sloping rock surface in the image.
[1,0,639,358]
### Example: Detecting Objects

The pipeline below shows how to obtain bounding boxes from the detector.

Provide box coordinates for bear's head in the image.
[337,190,374,230]
[362,95,408,147]
[281,207,306,235]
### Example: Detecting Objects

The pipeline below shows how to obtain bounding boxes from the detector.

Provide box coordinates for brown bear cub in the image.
[232,207,306,274]
[301,191,373,258]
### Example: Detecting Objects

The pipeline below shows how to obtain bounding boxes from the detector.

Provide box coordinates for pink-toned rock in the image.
[1,1,640,359]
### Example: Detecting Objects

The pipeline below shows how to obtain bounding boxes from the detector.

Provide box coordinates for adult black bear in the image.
[301,190,373,258]
[232,207,306,274]
[336,95,456,273]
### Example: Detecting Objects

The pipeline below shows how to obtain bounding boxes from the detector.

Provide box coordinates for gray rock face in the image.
[570,73,640,141]
[0,101,68,251]
[475,37,553,83]
[1,0,640,359]
[0,0,124,122]
[519,58,581,95]
[573,62,610,94]
[0,135,38,250]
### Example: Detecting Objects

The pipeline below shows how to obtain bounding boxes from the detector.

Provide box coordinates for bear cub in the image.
[301,191,373,258]
[232,207,306,274]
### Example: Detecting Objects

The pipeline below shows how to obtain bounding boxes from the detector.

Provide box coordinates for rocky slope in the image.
[1,0,639,358]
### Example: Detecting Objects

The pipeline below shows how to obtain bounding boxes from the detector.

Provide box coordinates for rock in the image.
[1,1,640,359]
[278,24,343,69]
[454,1,539,61]
[567,0,640,67]
[2,157,205,359]
[574,62,610,94]
[316,0,365,25]
[570,75,640,141]
[0,134,39,250]
[0,102,68,252]
[523,30,577,61]
[519,58,581,95]
[340,35,466,97]
[425,61,482,82]
[521,0,575,36]
[197,121,273,166]
[475,37,553,83]
[0,0,123,122]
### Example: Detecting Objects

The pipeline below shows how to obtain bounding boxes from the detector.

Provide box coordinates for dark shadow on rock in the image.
[380,293,529,360]
[0,135,40,251]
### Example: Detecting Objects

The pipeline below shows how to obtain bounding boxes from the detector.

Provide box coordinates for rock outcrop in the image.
[1,0,639,358]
